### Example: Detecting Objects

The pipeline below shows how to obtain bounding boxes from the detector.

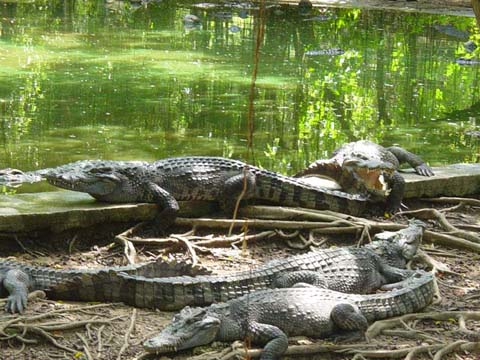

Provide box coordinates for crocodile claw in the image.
[415,164,434,177]
[5,293,27,313]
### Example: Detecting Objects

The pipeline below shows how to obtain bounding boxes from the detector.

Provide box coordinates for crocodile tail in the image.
[46,259,211,304]
[294,159,339,178]
[114,264,281,311]
[356,271,434,321]
[253,170,368,216]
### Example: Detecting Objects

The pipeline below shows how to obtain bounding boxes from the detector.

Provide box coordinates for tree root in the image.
[397,207,480,243]
[184,339,480,360]
[0,302,123,355]
[420,196,480,207]
[174,210,480,253]
[412,250,459,276]
[366,310,480,339]
[115,232,137,264]
[186,341,380,360]
[113,205,480,259]
[109,205,480,260]
[117,308,137,360]
[77,332,94,360]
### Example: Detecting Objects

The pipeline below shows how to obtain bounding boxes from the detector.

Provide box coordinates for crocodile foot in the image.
[5,293,28,313]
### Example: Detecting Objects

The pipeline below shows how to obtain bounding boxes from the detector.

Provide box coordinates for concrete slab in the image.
[0,191,216,234]
[402,163,480,198]
[0,163,479,234]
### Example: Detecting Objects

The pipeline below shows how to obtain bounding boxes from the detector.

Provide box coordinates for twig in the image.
[397,208,480,243]
[13,235,38,257]
[175,214,480,253]
[77,332,94,360]
[175,217,362,231]
[117,308,137,360]
[423,230,480,253]
[420,197,480,207]
[115,234,137,264]
[68,234,78,255]
[433,340,469,360]
[170,235,199,267]
[412,250,459,275]
[366,311,480,339]
[27,326,77,353]
[228,166,250,237]
[188,341,379,360]
[97,324,105,354]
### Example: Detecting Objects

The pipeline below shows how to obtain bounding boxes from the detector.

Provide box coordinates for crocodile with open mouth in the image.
[295,140,434,213]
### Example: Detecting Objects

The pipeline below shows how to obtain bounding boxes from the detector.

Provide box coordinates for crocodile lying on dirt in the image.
[0,157,369,229]
[295,140,434,212]
[115,220,423,310]
[1,221,424,313]
[143,270,435,359]
[0,259,208,313]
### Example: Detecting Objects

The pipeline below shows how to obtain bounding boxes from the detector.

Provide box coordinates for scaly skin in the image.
[143,270,434,359]
[0,157,369,229]
[108,220,425,310]
[1,221,424,313]
[295,140,434,212]
[0,160,147,187]
[0,259,208,313]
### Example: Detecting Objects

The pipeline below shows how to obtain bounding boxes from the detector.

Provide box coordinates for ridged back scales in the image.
[149,157,367,215]
[221,271,433,338]
[116,246,397,310]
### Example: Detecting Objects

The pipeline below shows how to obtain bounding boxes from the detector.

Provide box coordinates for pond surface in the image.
[1,0,479,193]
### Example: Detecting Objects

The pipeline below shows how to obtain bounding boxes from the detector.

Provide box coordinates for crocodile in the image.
[108,220,423,310]
[295,140,434,212]
[0,258,208,313]
[0,157,368,230]
[1,221,424,313]
[143,270,435,359]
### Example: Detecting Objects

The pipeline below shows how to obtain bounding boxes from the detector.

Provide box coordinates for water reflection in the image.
[0,0,479,184]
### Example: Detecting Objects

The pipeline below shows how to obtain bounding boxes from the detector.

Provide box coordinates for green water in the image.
[1,0,480,186]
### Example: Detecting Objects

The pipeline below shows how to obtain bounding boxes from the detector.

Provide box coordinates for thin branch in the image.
[117,308,137,360]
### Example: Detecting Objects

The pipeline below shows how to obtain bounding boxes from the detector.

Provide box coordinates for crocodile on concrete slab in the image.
[295,140,434,213]
[0,258,208,313]
[0,157,369,230]
[143,270,435,359]
[1,221,424,313]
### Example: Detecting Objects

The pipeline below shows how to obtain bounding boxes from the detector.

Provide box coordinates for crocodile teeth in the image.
[379,175,391,195]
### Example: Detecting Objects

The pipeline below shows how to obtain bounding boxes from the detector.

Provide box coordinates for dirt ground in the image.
[1,197,479,360]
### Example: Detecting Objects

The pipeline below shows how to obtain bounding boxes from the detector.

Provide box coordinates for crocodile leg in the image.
[247,321,288,360]
[330,303,369,342]
[273,270,328,288]
[2,269,31,313]
[219,170,256,215]
[136,182,180,234]
[378,263,415,290]
[386,146,434,176]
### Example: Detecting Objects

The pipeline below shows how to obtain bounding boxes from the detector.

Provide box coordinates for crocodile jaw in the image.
[143,307,221,354]
[342,158,395,197]
[353,167,391,195]
[45,172,119,196]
